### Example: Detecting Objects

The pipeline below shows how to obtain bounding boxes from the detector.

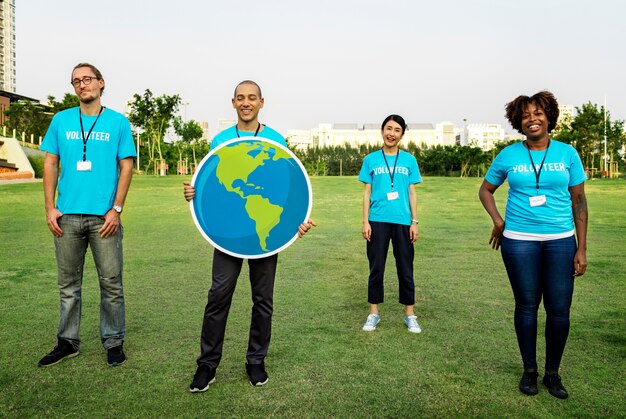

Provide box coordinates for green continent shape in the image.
[214,141,290,250]
[244,195,284,251]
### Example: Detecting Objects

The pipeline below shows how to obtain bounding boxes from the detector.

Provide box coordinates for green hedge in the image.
[27,155,45,178]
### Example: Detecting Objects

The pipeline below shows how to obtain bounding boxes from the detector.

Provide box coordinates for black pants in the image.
[197,248,278,368]
[366,221,415,305]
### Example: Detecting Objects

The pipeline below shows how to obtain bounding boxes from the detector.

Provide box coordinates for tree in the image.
[3,100,51,139]
[554,102,626,171]
[127,89,181,175]
[3,91,81,142]
[172,116,204,169]
[47,94,79,114]
[457,145,487,177]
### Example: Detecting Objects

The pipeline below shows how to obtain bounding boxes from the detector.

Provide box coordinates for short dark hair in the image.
[72,62,105,95]
[234,80,262,98]
[505,90,559,134]
[381,114,407,135]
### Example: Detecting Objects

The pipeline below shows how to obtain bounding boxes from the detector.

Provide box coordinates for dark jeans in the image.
[501,235,576,372]
[197,249,278,368]
[366,221,415,305]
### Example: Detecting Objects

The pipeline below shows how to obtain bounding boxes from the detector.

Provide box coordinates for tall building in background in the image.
[0,0,16,93]
[199,121,209,140]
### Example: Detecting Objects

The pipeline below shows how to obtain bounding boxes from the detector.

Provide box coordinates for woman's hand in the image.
[574,248,587,277]
[362,221,372,242]
[489,220,505,250]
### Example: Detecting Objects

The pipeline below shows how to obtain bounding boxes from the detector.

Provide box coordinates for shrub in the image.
[27,155,44,178]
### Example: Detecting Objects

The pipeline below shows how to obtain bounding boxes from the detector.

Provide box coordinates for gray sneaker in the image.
[362,313,381,331]
[404,315,422,333]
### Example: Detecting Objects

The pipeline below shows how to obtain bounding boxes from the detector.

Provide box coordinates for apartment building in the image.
[463,123,506,150]
[287,121,460,151]
[0,0,16,93]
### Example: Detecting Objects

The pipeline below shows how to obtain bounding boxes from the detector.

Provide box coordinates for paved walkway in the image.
[0,178,42,185]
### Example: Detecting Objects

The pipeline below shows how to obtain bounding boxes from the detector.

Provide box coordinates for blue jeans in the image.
[501,235,576,372]
[54,215,125,350]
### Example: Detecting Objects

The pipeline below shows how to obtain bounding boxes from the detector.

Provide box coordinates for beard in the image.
[79,95,97,104]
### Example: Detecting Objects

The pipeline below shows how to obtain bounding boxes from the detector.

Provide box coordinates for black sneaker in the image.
[38,339,79,367]
[519,370,539,395]
[543,372,569,399]
[107,345,126,367]
[245,362,269,386]
[189,365,216,393]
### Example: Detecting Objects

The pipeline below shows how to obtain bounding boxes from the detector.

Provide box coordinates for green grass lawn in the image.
[0,176,624,418]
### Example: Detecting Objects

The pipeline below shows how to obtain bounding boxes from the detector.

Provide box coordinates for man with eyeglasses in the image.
[183,80,316,392]
[38,63,136,368]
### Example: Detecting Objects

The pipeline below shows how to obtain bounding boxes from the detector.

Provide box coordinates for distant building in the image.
[463,123,506,150]
[504,132,525,143]
[287,121,461,151]
[217,118,236,134]
[0,89,39,126]
[405,123,436,148]
[199,121,209,140]
[0,0,16,93]
[286,129,313,150]
[555,104,575,133]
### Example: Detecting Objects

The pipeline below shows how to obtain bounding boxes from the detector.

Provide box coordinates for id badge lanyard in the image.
[79,106,104,162]
[235,122,261,138]
[381,149,400,190]
[526,139,550,194]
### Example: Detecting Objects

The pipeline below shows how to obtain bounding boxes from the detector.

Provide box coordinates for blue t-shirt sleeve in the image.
[41,115,60,155]
[485,150,507,186]
[117,116,136,160]
[568,146,586,186]
[409,155,422,184]
[358,156,372,183]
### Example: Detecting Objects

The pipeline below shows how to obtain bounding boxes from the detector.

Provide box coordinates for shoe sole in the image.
[108,358,127,367]
[38,351,79,368]
[189,377,216,393]
[362,319,380,331]
[519,387,539,396]
[407,328,422,334]
[249,378,269,387]
[547,390,568,399]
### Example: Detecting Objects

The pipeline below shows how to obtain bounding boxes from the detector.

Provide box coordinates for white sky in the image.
[17,0,626,136]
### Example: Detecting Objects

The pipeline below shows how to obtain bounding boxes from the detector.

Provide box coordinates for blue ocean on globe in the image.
[191,138,312,259]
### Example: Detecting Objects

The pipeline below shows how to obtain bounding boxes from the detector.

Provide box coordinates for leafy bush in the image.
[27,155,44,178]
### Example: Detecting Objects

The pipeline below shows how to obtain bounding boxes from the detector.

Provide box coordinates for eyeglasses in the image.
[70,76,99,88]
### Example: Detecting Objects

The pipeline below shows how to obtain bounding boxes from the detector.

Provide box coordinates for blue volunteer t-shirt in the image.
[210,124,286,150]
[358,149,422,225]
[41,107,136,216]
[485,140,586,235]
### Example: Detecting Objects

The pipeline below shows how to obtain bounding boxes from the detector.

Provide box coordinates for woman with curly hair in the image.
[479,91,588,399]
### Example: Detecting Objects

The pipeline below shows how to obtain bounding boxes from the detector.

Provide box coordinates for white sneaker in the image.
[404,315,422,333]
[362,313,381,331]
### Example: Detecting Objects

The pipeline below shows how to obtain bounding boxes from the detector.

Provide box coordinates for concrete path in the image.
[0,178,42,185]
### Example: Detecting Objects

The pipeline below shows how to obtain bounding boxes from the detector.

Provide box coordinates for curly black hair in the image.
[505,91,559,134]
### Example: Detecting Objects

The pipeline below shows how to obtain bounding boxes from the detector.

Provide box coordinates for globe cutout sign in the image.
[190,137,312,259]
